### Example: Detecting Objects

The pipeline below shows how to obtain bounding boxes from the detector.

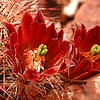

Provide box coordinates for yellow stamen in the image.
[37,44,48,56]
[91,44,100,56]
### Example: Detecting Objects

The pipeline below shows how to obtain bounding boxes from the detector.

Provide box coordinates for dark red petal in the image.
[17,26,25,58]
[23,69,40,82]
[18,26,22,43]
[41,59,64,79]
[58,30,64,41]
[18,26,24,49]
[74,72,90,80]
[35,23,46,44]
[92,62,100,71]
[42,23,57,43]
[49,23,57,38]
[75,70,100,80]
[29,22,49,48]
[21,12,33,45]
[40,24,52,44]
[51,52,63,66]
[9,32,17,55]
[14,43,19,58]
[46,38,60,59]
[29,21,40,48]
[74,24,86,49]
[34,11,45,23]
[40,67,58,79]
[58,61,67,72]
[60,41,71,56]
[2,22,16,37]
[44,51,63,70]
[70,59,92,79]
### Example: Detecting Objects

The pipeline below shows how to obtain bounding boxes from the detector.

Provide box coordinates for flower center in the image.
[80,44,100,61]
[23,44,48,72]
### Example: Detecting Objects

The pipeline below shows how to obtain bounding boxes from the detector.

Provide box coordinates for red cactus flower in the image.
[3,11,70,82]
[68,24,100,81]
[61,24,100,82]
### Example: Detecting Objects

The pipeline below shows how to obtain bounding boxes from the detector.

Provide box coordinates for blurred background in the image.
[38,0,100,29]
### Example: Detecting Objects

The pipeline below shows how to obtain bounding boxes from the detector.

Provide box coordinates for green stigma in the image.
[90,44,100,55]
[37,44,48,56]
